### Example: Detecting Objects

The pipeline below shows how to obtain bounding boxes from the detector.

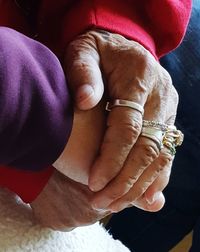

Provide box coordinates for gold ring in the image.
[141,120,184,155]
[162,128,184,155]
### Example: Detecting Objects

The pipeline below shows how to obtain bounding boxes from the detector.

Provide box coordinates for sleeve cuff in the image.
[61,0,191,59]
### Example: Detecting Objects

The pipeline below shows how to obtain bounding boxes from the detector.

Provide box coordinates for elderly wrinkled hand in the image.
[64,30,181,213]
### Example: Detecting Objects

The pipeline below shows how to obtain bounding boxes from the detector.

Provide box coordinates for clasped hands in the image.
[31,30,178,230]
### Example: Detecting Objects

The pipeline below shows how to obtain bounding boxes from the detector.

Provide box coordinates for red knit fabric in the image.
[0,0,192,203]
[0,165,54,203]
[39,0,192,58]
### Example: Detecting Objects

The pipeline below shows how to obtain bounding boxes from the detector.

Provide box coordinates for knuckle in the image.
[140,181,153,191]
[162,68,172,83]
[145,54,157,70]
[133,47,156,69]
[149,169,161,182]
[122,197,135,207]
[139,155,151,169]
[123,120,141,144]
[119,175,138,193]
[132,119,142,132]
[159,152,173,168]
[159,66,172,84]
[158,67,173,90]
[126,186,148,203]
[107,188,125,201]
[124,194,138,204]
[144,144,158,159]
[126,175,138,188]
[160,69,179,104]
[161,171,170,183]
[139,144,159,166]
[171,85,179,105]
[139,53,149,66]
[107,194,120,202]
[110,176,139,203]
[155,165,165,174]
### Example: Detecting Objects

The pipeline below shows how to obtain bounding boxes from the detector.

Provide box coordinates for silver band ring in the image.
[142,120,184,156]
[106,99,144,115]
[141,127,164,150]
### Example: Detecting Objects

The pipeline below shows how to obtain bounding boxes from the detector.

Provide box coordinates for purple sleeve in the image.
[0,27,73,171]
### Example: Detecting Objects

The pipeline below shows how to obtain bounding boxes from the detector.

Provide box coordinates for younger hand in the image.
[30,170,110,231]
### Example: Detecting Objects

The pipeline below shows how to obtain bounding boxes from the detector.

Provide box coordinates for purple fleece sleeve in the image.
[0,27,73,171]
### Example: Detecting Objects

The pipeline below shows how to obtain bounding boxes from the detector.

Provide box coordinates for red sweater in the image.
[0,0,191,203]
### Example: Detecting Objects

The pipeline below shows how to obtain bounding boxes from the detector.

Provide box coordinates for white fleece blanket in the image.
[0,189,130,252]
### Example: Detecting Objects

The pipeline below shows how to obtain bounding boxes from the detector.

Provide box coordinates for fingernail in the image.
[91,198,111,210]
[76,84,94,103]
[89,182,104,192]
[89,177,107,192]
[146,191,162,205]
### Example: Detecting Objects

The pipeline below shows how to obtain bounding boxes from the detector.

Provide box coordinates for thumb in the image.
[64,37,104,110]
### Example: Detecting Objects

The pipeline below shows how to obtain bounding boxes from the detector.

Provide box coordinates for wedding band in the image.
[162,139,176,155]
[106,99,144,115]
[162,128,184,155]
[143,120,171,131]
[141,127,164,150]
[164,128,184,147]
[141,120,184,155]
